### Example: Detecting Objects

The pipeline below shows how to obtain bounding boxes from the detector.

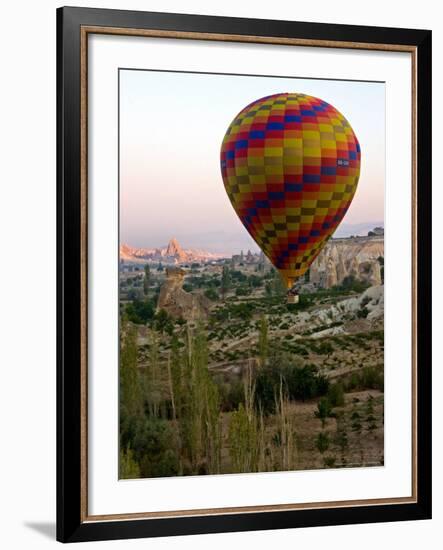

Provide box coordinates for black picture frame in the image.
[57,6,432,543]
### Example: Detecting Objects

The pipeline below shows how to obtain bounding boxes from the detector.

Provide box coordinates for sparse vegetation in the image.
[119,249,384,477]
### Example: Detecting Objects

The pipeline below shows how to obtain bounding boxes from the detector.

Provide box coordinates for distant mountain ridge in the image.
[120,238,226,264]
[333,221,384,238]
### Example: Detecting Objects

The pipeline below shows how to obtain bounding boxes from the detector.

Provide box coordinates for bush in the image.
[311,341,334,355]
[361,367,384,391]
[119,411,179,477]
[248,274,263,288]
[125,299,155,324]
[316,432,330,454]
[357,306,369,319]
[216,378,244,412]
[254,362,329,414]
[315,397,333,427]
[204,288,219,301]
[230,270,247,282]
[324,455,336,468]
[327,383,345,407]
[335,429,348,452]
[286,365,329,401]
[345,366,384,392]
[153,308,174,334]
[235,286,251,297]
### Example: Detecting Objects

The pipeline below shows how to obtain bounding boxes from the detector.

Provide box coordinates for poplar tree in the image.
[120,322,142,417]
[258,314,268,368]
[143,264,150,296]
[221,265,231,301]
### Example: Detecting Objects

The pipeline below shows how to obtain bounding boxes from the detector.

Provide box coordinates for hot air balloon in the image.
[220,93,361,303]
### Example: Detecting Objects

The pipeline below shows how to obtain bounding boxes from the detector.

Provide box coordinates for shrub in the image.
[324,455,336,468]
[327,383,345,407]
[345,366,384,392]
[315,398,333,427]
[120,415,179,478]
[235,286,251,297]
[248,274,263,288]
[153,308,174,334]
[254,362,329,414]
[337,275,371,294]
[361,367,384,391]
[312,341,334,355]
[357,306,369,319]
[335,429,348,452]
[125,299,155,324]
[204,288,219,301]
[316,432,330,454]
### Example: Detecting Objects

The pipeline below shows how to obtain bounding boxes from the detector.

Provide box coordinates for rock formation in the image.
[165,237,187,262]
[120,238,225,264]
[290,284,384,339]
[157,268,210,321]
[309,237,384,289]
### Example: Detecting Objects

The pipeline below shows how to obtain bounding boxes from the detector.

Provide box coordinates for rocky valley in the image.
[119,231,384,478]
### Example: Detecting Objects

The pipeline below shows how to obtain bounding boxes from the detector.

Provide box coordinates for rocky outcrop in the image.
[309,237,384,289]
[120,239,225,264]
[157,268,210,321]
[290,285,384,338]
[165,238,187,262]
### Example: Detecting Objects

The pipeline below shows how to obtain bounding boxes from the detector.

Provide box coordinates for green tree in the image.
[229,366,259,473]
[141,331,162,418]
[235,286,251,297]
[125,299,154,324]
[130,416,180,478]
[272,269,286,297]
[327,383,345,407]
[258,315,268,369]
[335,428,348,454]
[143,264,151,296]
[229,404,258,473]
[180,325,221,474]
[316,432,330,454]
[315,398,333,428]
[154,308,173,334]
[119,322,142,417]
[221,265,231,301]
[204,288,218,301]
[274,382,297,471]
[248,274,263,288]
[377,256,385,283]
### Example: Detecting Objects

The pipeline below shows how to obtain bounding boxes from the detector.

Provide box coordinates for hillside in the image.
[308,236,384,289]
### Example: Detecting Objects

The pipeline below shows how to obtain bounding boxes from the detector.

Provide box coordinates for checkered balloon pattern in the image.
[220,93,361,289]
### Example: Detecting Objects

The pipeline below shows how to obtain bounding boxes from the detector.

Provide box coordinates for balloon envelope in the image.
[220,93,361,289]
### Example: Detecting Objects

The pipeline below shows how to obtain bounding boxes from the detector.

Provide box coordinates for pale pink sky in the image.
[120,70,384,254]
